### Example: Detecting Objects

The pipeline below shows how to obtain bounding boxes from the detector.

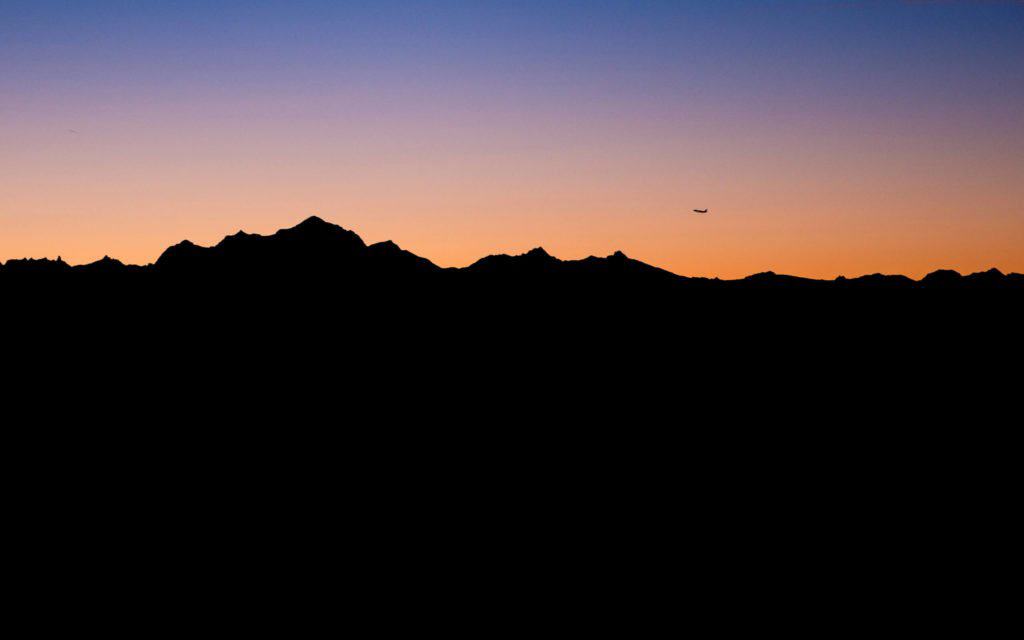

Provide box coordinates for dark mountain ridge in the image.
[4,215,1018,442]
[1,215,1020,290]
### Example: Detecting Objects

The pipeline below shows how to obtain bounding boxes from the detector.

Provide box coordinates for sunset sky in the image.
[2,0,1022,278]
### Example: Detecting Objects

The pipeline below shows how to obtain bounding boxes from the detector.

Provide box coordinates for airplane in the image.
[693,209,708,214]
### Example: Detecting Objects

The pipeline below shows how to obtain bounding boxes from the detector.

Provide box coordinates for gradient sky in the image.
[2,0,1022,278]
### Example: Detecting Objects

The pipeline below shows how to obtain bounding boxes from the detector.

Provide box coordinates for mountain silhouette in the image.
[154,215,374,276]
[2,256,72,274]
[4,214,1016,518]
[1,216,1021,294]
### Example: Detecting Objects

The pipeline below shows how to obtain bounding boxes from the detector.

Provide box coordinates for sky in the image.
[1,0,1022,278]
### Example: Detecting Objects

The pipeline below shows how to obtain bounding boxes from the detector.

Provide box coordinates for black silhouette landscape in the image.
[5,213,1019,387]
[4,222,1015,579]
[2,215,1020,292]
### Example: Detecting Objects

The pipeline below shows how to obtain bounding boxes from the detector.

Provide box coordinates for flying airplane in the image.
[693,209,708,214]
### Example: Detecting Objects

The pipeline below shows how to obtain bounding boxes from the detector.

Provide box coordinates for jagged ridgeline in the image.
[1,215,1021,290]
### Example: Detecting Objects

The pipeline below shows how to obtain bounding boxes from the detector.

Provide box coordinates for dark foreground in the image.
[2,217,1018,630]
[3,215,1019,385]
[3,215,1019,416]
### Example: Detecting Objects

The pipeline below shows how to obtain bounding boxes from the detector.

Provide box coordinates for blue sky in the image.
[2,1,1022,276]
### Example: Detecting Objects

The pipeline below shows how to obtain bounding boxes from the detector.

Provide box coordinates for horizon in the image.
[2,213,1018,281]
[2,1,1022,279]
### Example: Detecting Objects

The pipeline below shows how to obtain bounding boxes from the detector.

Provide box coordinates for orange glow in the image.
[3,2,1022,279]
[3,86,1023,279]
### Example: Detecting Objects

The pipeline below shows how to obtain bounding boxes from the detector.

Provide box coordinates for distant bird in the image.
[693,208,708,214]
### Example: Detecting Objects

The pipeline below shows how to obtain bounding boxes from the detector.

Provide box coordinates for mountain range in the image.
[2,215,1020,291]
[4,215,1017,425]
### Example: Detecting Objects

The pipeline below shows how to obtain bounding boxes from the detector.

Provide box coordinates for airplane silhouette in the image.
[693,209,708,214]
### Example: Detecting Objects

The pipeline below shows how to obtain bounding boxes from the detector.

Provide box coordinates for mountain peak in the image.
[155,238,207,267]
[922,269,962,284]
[76,255,127,273]
[524,247,551,259]
[1,256,73,274]
[272,215,367,252]
[294,215,331,230]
